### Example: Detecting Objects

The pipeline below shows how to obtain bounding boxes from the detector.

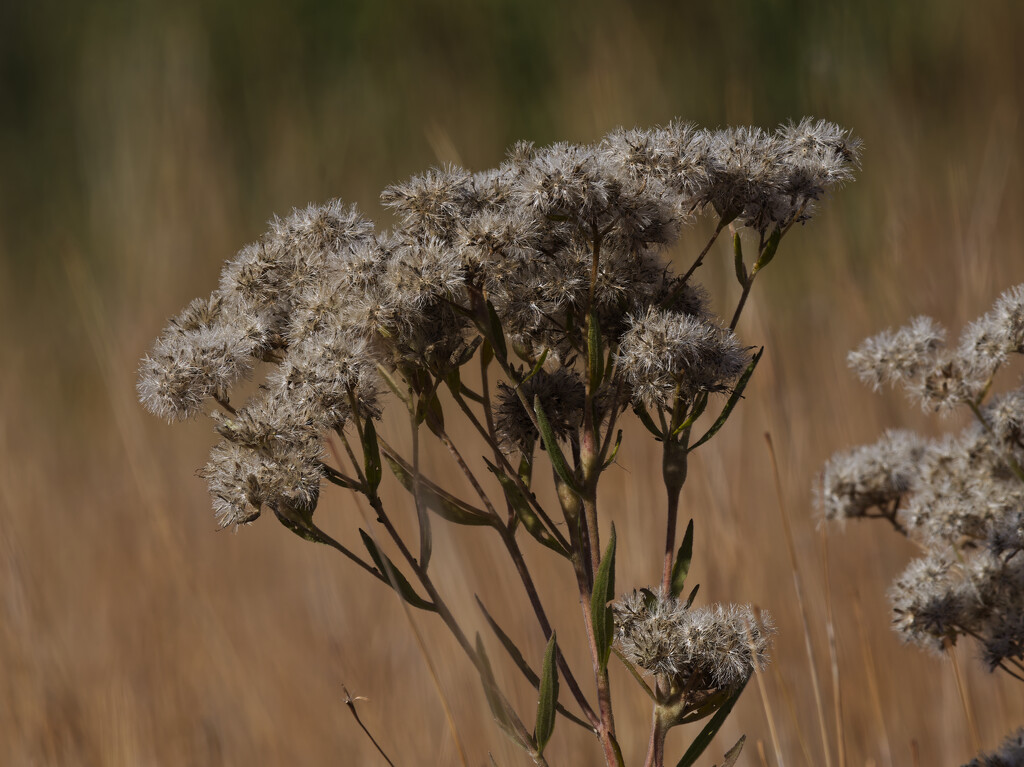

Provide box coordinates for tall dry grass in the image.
[3,1,1024,764]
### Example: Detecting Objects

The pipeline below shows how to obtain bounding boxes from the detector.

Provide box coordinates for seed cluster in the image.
[139,119,859,529]
[821,286,1024,675]
[612,589,774,692]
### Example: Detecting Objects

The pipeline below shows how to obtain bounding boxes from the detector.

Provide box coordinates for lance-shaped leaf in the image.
[475,634,535,751]
[385,454,494,527]
[534,633,559,754]
[683,583,700,610]
[733,231,747,287]
[519,348,549,388]
[484,458,570,558]
[675,679,748,767]
[534,395,580,495]
[590,524,617,672]
[669,519,694,599]
[362,419,383,493]
[752,227,782,274]
[672,391,708,438]
[689,347,763,453]
[602,429,623,469]
[485,300,508,362]
[633,402,664,439]
[416,389,446,440]
[358,530,436,612]
[474,597,593,732]
[718,735,746,767]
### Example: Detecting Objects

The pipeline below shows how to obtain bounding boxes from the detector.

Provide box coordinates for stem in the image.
[500,527,601,729]
[411,410,431,568]
[661,435,689,593]
[661,488,682,593]
[643,709,668,767]
[448,381,570,550]
[681,217,729,285]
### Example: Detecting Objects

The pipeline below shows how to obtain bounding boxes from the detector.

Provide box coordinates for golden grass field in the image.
[3,2,1024,764]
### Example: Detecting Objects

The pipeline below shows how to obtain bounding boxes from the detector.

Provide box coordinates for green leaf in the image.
[669,519,694,599]
[590,524,617,672]
[362,419,383,493]
[689,347,763,452]
[475,597,593,733]
[534,633,559,754]
[674,679,748,767]
[416,389,445,440]
[752,227,782,274]
[519,348,549,387]
[733,231,747,287]
[602,429,623,469]
[633,402,664,439]
[384,454,494,526]
[484,458,570,558]
[486,300,508,362]
[683,583,700,610]
[587,310,604,389]
[534,395,580,495]
[672,391,708,438]
[358,530,436,612]
[475,635,534,751]
[719,735,746,767]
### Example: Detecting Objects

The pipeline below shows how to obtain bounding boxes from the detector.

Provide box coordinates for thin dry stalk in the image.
[820,527,846,767]
[328,437,470,767]
[852,597,893,767]
[944,637,981,755]
[765,432,833,767]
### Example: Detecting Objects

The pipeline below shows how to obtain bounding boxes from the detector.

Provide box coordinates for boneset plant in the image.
[140,119,859,766]
[820,287,1024,765]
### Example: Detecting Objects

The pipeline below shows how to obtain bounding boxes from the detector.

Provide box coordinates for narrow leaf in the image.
[534,395,580,494]
[484,458,570,558]
[733,231,747,286]
[689,347,763,452]
[669,519,694,599]
[358,530,436,612]
[385,454,494,526]
[476,596,541,688]
[475,635,534,751]
[519,348,549,387]
[475,597,593,732]
[362,419,383,493]
[602,429,623,469]
[675,679,748,767]
[719,734,746,767]
[486,300,508,362]
[590,524,617,672]
[684,583,700,610]
[633,402,664,439]
[752,227,782,273]
[417,390,446,440]
[534,633,559,754]
[672,391,708,438]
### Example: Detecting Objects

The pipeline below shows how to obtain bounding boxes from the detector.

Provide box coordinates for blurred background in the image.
[3,0,1024,764]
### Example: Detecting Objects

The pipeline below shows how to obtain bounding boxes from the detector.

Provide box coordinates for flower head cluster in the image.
[140,119,859,528]
[822,287,1024,675]
[612,589,774,692]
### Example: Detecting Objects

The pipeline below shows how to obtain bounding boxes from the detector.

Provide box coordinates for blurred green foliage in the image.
[1,0,1021,275]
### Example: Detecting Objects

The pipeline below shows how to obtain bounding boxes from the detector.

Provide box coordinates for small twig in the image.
[342,685,396,767]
